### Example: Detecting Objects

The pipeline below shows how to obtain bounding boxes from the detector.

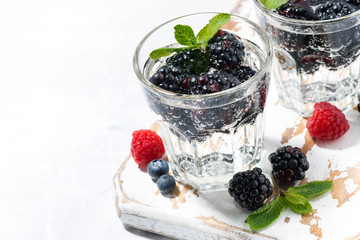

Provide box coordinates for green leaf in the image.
[260,0,289,10]
[287,180,333,199]
[284,192,312,214]
[196,13,231,49]
[149,47,186,59]
[285,197,313,214]
[174,25,197,46]
[247,197,287,231]
[284,192,308,205]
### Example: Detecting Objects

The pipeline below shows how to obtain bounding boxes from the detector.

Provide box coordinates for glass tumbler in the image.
[133,13,272,191]
[253,0,360,116]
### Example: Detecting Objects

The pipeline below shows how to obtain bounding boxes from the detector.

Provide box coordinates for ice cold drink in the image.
[144,40,268,190]
[134,13,272,191]
[254,0,360,116]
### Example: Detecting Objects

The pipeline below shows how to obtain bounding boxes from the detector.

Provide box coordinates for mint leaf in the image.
[196,13,231,49]
[285,198,313,214]
[260,0,289,10]
[287,180,333,199]
[149,13,231,59]
[247,197,287,231]
[284,192,308,205]
[150,47,186,59]
[174,25,196,46]
[284,192,312,214]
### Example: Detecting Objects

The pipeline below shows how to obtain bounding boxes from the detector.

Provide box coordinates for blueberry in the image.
[147,159,169,181]
[156,174,176,194]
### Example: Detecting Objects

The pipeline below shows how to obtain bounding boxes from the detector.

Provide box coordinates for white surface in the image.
[0,0,239,239]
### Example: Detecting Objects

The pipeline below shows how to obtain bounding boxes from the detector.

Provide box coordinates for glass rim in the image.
[253,0,360,26]
[133,12,272,101]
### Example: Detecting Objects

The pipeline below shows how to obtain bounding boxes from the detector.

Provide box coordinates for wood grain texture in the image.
[114,0,360,239]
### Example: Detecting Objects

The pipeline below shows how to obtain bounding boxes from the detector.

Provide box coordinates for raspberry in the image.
[269,146,309,183]
[228,168,273,211]
[131,130,165,171]
[306,102,350,140]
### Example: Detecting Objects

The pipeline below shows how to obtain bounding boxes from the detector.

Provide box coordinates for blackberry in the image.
[277,3,315,20]
[358,103,360,112]
[206,71,241,91]
[232,66,257,82]
[207,30,245,70]
[186,67,257,94]
[149,66,192,94]
[346,0,360,7]
[166,49,209,75]
[269,146,309,183]
[314,2,357,20]
[186,73,226,94]
[228,167,273,211]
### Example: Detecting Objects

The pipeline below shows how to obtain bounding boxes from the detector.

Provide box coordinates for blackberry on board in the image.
[269,146,309,183]
[228,167,273,211]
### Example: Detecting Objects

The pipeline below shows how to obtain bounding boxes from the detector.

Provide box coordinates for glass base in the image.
[158,113,264,191]
[273,48,360,117]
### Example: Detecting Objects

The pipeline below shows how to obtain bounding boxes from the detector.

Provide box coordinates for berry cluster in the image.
[147,159,176,194]
[278,1,359,20]
[269,146,309,183]
[148,30,267,139]
[207,30,245,70]
[228,168,273,211]
[314,2,357,20]
[150,30,256,95]
[273,0,360,73]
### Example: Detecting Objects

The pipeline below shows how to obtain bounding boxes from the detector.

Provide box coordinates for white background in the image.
[0,0,237,239]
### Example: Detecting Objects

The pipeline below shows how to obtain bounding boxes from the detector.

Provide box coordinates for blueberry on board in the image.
[147,159,169,181]
[156,174,176,194]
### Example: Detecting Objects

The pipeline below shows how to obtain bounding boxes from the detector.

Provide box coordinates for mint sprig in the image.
[260,0,289,10]
[149,13,231,60]
[287,180,333,198]
[174,25,197,46]
[196,13,231,49]
[246,179,333,231]
[149,47,187,60]
[284,192,312,214]
[247,197,287,231]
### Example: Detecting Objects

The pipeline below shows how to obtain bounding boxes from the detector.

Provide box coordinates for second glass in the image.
[253,0,360,116]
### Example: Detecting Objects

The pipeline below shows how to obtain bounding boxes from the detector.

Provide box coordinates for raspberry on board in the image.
[306,102,350,140]
[131,129,165,171]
